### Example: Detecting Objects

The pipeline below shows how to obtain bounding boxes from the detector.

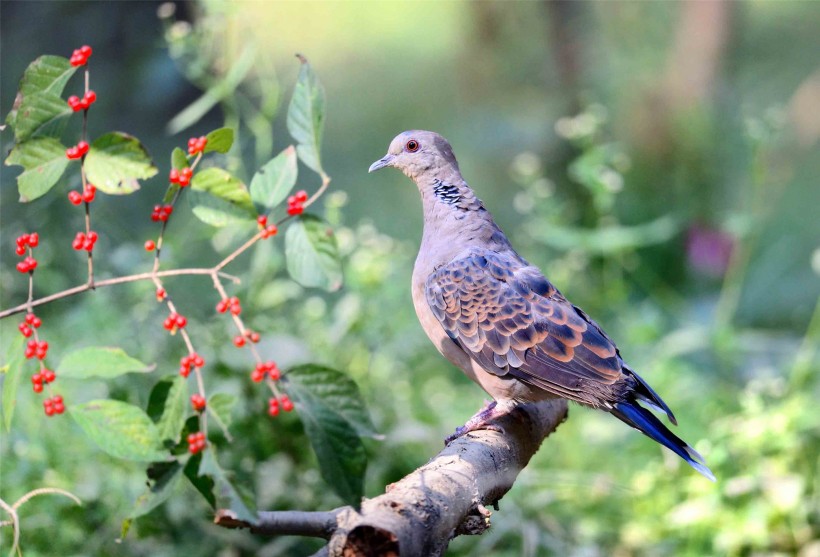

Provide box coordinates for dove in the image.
[369,130,715,481]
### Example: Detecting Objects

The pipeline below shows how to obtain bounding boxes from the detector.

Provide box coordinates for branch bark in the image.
[216,399,568,556]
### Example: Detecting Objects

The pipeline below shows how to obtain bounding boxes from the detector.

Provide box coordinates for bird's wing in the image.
[425,250,624,404]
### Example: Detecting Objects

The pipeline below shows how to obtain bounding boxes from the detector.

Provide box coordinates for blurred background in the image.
[1,1,819,556]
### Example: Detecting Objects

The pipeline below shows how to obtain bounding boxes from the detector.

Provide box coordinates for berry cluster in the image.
[257,216,278,239]
[190,394,207,412]
[150,204,174,222]
[187,432,206,454]
[24,339,49,360]
[216,296,242,315]
[18,313,42,338]
[188,136,208,156]
[31,369,56,393]
[43,395,65,417]
[169,167,193,187]
[72,231,98,251]
[287,190,308,216]
[179,352,205,378]
[14,233,40,273]
[163,311,188,332]
[251,361,280,382]
[68,183,96,205]
[69,45,92,67]
[67,90,96,112]
[268,394,294,417]
[66,141,90,160]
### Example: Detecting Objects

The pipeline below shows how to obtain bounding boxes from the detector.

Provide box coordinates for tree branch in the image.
[216,399,568,556]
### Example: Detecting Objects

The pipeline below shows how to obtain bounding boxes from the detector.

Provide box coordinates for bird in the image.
[369,130,715,481]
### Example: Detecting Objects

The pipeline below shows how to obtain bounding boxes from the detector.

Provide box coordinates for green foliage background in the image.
[1,2,818,556]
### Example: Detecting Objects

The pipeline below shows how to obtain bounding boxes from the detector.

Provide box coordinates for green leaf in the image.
[284,364,379,438]
[250,145,298,213]
[171,147,188,170]
[183,453,215,508]
[127,460,183,519]
[69,400,169,462]
[285,215,343,291]
[58,346,152,379]
[2,336,26,432]
[146,378,174,422]
[204,127,234,154]
[207,393,236,435]
[84,132,158,195]
[6,55,76,127]
[283,379,366,505]
[157,376,188,444]
[198,449,257,522]
[287,56,326,174]
[4,136,69,202]
[189,167,256,227]
[14,91,72,142]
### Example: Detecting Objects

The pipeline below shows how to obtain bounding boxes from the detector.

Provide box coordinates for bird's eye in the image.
[405,140,420,152]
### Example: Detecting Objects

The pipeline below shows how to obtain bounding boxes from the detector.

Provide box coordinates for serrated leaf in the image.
[198,449,257,522]
[207,393,236,434]
[204,127,234,154]
[6,55,76,127]
[69,400,169,462]
[14,91,72,142]
[127,460,183,519]
[4,136,69,202]
[157,376,188,444]
[285,215,343,291]
[284,365,379,438]
[189,167,256,227]
[2,336,26,432]
[58,346,152,379]
[85,132,158,195]
[250,145,298,213]
[287,57,325,174]
[284,384,366,505]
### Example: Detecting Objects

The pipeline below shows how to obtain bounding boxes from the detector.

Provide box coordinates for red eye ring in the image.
[405,139,420,152]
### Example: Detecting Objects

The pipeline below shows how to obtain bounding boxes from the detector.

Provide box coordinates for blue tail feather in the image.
[611,401,715,482]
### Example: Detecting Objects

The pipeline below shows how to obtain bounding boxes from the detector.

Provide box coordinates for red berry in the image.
[54,402,65,414]
[43,369,56,383]
[261,224,278,239]
[295,190,308,203]
[66,147,80,159]
[169,169,180,184]
[72,232,85,251]
[67,95,81,111]
[32,316,42,328]
[257,215,268,228]
[19,323,33,337]
[178,168,192,187]
[175,314,187,328]
[193,354,205,368]
[24,346,35,359]
[162,205,173,215]
[216,300,228,313]
[84,90,96,104]
[287,205,304,216]
[77,141,89,155]
[68,191,83,205]
[233,336,245,348]
[163,317,174,330]
[280,395,294,412]
[268,398,280,417]
[27,233,39,247]
[145,240,156,251]
[16,234,29,247]
[83,184,96,203]
[251,368,265,382]
[80,45,92,57]
[44,400,55,416]
[190,394,206,411]
[156,287,166,301]
[33,383,43,393]
[15,245,26,256]
[25,313,36,325]
[32,373,42,384]
[249,331,261,343]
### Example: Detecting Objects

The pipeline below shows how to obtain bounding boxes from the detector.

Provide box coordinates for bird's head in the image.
[368,130,460,181]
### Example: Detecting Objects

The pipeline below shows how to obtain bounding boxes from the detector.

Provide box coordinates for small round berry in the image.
[15,245,26,256]
[83,184,96,203]
[169,169,180,184]
[25,313,36,325]
[145,240,156,251]
[80,45,92,57]
[233,336,246,348]
[68,191,83,205]
[190,394,206,412]
[193,354,205,368]
[43,369,56,383]
[215,299,228,313]
[67,95,81,111]
[175,314,187,328]
[66,147,80,159]
[257,215,268,228]
[178,168,192,187]
[19,323,33,338]
[295,190,308,203]
[32,383,43,394]
[287,205,304,216]
[32,373,43,384]
[77,141,89,155]
[280,395,294,412]
[85,90,96,104]
[249,331,261,343]
[28,233,39,247]
[268,398,280,417]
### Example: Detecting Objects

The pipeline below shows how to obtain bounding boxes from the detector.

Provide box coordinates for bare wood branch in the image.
[217,399,568,556]
[215,508,343,539]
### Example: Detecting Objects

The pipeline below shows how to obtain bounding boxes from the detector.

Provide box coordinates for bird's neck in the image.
[415,175,511,269]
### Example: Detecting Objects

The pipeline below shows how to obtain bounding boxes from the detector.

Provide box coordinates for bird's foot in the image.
[445,400,508,445]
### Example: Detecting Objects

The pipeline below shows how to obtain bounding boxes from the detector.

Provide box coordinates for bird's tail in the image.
[610,400,716,482]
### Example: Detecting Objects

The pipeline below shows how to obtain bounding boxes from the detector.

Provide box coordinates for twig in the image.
[214,508,344,539]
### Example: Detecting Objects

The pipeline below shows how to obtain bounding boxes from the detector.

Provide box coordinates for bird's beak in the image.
[368,154,395,173]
